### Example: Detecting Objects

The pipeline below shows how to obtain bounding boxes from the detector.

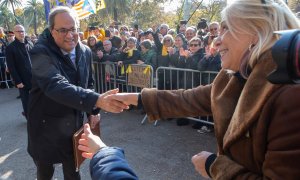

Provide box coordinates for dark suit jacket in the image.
[28,28,100,163]
[6,38,33,89]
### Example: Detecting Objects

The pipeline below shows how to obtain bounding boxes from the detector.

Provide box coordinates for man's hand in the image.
[96,89,129,113]
[117,61,123,66]
[167,47,175,55]
[137,60,144,64]
[89,114,100,129]
[97,50,103,59]
[110,93,139,106]
[78,123,107,159]
[16,83,24,88]
[191,151,213,178]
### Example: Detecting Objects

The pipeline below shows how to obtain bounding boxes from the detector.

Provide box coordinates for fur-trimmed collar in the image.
[212,51,282,152]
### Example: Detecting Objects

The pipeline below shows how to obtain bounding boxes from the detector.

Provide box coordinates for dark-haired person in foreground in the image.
[78,123,138,180]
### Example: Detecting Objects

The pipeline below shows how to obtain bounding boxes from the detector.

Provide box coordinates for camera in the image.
[197,18,208,30]
[180,20,187,25]
[89,26,96,31]
[268,29,300,84]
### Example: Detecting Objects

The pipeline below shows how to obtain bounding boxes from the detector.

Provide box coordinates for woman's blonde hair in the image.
[162,34,175,45]
[221,0,300,76]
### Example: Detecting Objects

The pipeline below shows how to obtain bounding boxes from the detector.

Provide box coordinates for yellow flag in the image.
[121,65,125,75]
[96,0,106,11]
[126,65,132,74]
[143,65,151,75]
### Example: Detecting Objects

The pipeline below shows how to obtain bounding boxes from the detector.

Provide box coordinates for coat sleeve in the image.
[102,49,120,62]
[30,47,100,113]
[141,85,212,122]
[5,45,22,85]
[197,56,209,71]
[210,86,300,180]
[90,147,138,180]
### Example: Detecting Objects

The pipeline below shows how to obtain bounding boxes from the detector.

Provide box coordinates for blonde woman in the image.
[80,1,300,179]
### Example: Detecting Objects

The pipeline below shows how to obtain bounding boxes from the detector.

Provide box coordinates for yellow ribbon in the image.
[126,65,132,74]
[121,65,125,75]
[162,45,168,56]
[48,0,56,7]
[143,65,151,75]
[127,49,133,57]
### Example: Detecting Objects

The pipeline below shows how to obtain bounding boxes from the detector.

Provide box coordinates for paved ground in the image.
[0,88,217,180]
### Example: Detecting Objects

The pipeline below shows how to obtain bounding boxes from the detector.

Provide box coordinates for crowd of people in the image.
[0,9,222,130]
[1,0,300,179]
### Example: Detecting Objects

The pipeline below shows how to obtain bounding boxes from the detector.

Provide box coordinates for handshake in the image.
[95,88,139,113]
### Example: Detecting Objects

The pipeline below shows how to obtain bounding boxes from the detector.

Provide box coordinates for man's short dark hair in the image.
[48,6,79,30]
[140,40,152,50]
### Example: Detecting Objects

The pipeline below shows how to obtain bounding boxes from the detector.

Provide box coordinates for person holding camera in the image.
[105,0,300,179]
[78,123,138,180]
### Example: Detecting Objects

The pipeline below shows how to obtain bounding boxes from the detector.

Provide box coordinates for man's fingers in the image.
[81,133,87,139]
[83,123,92,135]
[111,100,129,109]
[78,138,88,146]
[102,99,129,113]
[78,144,90,152]
[82,152,93,159]
[105,88,119,96]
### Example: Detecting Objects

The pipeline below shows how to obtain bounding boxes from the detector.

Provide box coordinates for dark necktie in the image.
[65,54,75,66]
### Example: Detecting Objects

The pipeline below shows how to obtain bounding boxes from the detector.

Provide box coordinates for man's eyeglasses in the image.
[15,30,24,33]
[189,43,200,47]
[54,28,77,36]
[210,28,218,31]
[164,39,171,42]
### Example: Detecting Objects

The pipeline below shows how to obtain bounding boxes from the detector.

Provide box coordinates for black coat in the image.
[100,47,120,62]
[119,49,141,65]
[6,39,33,89]
[178,49,205,88]
[28,28,100,163]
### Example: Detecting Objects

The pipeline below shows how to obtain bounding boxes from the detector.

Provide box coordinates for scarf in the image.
[162,45,168,56]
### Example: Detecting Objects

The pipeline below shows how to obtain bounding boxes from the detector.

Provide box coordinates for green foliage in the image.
[0,6,14,30]
[0,0,22,24]
[24,0,46,35]
[0,0,225,34]
[288,0,300,12]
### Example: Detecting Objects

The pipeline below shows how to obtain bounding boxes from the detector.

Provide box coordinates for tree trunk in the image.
[34,10,37,35]
[11,4,18,24]
[113,7,118,22]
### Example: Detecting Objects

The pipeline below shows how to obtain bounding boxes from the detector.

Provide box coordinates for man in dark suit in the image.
[28,6,128,180]
[6,24,34,118]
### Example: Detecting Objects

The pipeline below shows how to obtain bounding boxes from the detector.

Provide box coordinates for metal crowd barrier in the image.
[0,57,13,89]
[93,62,154,94]
[93,62,218,126]
[154,67,219,126]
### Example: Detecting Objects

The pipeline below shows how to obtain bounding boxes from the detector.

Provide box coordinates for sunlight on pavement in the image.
[0,148,19,164]
[0,170,13,179]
